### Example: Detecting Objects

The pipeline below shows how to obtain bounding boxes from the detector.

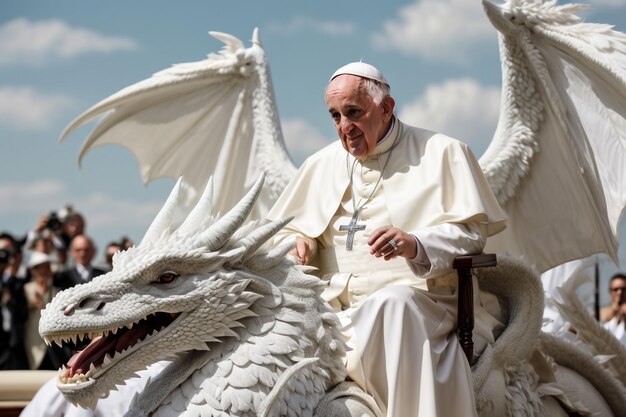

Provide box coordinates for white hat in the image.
[28,251,51,269]
[330,61,389,85]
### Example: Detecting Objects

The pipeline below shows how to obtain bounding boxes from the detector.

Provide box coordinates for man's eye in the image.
[157,271,179,284]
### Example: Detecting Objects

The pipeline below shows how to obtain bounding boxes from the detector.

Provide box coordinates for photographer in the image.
[0,232,29,369]
[25,212,69,270]
[603,272,626,346]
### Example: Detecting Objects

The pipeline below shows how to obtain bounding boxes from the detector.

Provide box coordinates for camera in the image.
[47,212,63,232]
[0,248,11,265]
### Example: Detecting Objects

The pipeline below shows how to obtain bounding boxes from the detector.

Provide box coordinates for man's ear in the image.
[381,96,395,123]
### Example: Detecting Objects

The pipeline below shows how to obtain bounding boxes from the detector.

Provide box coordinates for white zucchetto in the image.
[330,62,389,86]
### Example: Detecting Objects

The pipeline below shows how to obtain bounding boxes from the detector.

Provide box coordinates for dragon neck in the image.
[146,285,322,414]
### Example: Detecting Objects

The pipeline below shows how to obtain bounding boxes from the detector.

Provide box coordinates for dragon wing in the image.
[61,29,297,221]
[480,0,626,272]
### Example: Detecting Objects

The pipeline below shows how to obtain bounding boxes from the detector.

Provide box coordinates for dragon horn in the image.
[200,174,265,251]
[141,177,184,244]
[238,217,293,262]
[177,177,215,235]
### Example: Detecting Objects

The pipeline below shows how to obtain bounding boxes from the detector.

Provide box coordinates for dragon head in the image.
[152,28,268,80]
[483,0,587,35]
[38,176,295,408]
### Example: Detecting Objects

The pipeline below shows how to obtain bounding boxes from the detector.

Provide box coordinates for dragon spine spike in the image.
[252,28,262,46]
[177,176,215,235]
[141,177,184,245]
[200,175,265,251]
[208,31,244,53]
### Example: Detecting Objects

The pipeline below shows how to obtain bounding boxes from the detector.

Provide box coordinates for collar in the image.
[76,263,91,278]
[369,117,399,158]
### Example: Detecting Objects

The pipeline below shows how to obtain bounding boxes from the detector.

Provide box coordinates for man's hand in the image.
[368,226,417,260]
[34,215,48,233]
[290,236,318,265]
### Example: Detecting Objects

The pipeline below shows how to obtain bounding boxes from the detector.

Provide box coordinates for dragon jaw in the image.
[40,265,262,408]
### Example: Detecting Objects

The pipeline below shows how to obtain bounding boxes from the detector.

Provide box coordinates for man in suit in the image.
[54,234,106,290]
[0,232,29,369]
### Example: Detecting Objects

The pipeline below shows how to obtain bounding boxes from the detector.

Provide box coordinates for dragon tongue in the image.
[66,322,153,378]
[68,335,117,377]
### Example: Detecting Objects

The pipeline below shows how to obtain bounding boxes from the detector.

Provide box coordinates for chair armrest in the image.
[453,254,497,362]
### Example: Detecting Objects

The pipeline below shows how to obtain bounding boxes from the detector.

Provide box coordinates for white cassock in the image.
[268,118,507,417]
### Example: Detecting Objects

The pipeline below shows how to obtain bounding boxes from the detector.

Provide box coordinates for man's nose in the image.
[339,117,353,134]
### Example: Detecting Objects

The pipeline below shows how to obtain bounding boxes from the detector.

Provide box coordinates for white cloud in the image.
[268,16,356,36]
[0,18,138,66]
[398,78,500,155]
[0,86,76,131]
[588,0,626,6]
[282,118,334,165]
[76,192,162,231]
[0,179,162,250]
[0,180,67,214]
[372,0,493,61]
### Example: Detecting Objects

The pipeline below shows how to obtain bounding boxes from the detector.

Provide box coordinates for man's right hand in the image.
[291,236,318,265]
[35,215,48,233]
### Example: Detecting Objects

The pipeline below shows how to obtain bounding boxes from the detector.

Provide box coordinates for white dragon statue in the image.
[32,0,626,415]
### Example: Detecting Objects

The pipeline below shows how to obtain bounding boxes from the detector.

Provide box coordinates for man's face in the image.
[325,75,394,160]
[71,236,94,266]
[610,277,626,304]
[64,214,85,238]
[35,237,53,254]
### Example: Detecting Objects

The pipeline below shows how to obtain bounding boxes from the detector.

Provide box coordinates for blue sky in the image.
[1,0,625,300]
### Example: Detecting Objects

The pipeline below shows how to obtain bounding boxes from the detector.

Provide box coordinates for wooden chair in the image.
[453,253,497,362]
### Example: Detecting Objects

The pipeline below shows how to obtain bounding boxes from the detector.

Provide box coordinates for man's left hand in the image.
[368,226,417,260]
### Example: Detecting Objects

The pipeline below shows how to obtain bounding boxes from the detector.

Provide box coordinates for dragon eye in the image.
[157,271,179,284]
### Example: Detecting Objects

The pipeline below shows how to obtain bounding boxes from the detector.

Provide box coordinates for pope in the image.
[267,62,507,417]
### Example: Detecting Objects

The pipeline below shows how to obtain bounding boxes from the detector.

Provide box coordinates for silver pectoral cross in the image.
[339,210,366,250]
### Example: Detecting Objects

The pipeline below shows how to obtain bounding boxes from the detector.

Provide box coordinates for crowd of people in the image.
[0,208,133,371]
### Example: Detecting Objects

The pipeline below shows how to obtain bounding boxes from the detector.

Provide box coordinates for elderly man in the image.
[54,234,106,290]
[267,63,506,416]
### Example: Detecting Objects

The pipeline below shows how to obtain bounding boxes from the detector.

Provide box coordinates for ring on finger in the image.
[388,239,398,251]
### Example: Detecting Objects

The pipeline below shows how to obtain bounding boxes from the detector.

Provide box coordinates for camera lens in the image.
[0,248,11,265]
[47,212,62,232]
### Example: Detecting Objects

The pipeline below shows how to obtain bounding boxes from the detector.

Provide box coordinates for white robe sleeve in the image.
[408,222,488,277]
